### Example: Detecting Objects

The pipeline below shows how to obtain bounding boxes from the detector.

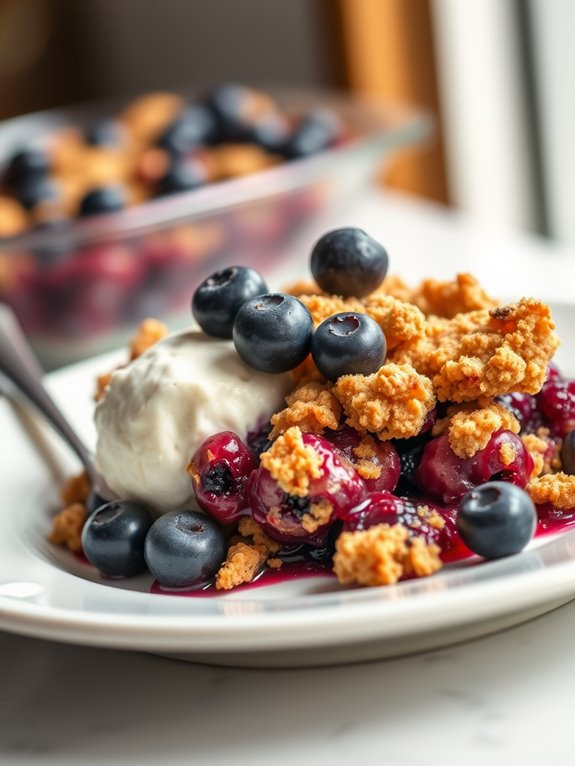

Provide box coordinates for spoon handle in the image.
[0,305,96,485]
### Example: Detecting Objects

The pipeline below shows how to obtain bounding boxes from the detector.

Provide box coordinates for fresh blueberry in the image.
[233,293,313,373]
[155,158,206,196]
[311,312,386,380]
[457,481,536,559]
[192,265,268,338]
[3,147,50,189]
[85,119,125,147]
[202,82,259,142]
[561,430,575,475]
[156,106,216,155]
[81,500,154,577]
[245,114,290,153]
[310,228,389,298]
[79,185,126,217]
[15,176,59,211]
[280,109,341,160]
[144,510,226,589]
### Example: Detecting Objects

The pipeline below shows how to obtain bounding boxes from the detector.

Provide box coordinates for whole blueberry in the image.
[233,293,313,373]
[3,147,50,189]
[311,228,389,298]
[85,119,125,147]
[156,159,206,196]
[79,185,126,217]
[202,82,258,142]
[81,500,154,577]
[457,481,536,559]
[16,176,59,211]
[561,430,575,475]
[280,109,341,160]
[192,265,268,338]
[311,312,386,381]
[144,510,226,588]
[156,106,216,154]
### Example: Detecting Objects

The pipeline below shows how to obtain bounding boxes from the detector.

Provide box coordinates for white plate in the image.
[1,302,575,668]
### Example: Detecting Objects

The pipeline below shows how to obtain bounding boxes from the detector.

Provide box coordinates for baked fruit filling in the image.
[50,228,575,593]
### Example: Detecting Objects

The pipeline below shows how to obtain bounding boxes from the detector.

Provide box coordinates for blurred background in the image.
[1,0,572,242]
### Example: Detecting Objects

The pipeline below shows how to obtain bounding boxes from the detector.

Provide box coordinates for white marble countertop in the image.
[3,189,575,766]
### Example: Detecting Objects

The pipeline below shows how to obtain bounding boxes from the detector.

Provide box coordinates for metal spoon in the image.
[0,304,97,486]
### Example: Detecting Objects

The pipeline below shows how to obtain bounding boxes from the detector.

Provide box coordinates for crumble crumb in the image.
[49,503,87,553]
[269,381,341,439]
[432,298,559,402]
[412,273,499,318]
[238,517,280,556]
[260,426,323,497]
[290,355,325,386]
[333,523,442,587]
[215,542,265,590]
[352,435,383,480]
[499,441,518,466]
[363,294,426,351]
[528,473,575,509]
[418,505,446,531]
[333,363,435,440]
[129,317,168,360]
[432,400,520,458]
[267,557,283,569]
[60,471,90,505]
[522,433,550,478]
[297,293,363,327]
[301,498,333,534]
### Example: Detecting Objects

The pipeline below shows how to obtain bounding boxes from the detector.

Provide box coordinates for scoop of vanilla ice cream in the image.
[94,328,292,512]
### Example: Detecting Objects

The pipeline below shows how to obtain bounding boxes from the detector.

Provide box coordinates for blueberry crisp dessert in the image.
[49,227,575,594]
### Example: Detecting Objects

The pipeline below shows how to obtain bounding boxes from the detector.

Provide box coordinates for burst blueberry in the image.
[81,500,154,577]
[457,481,536,559]
[310,227,389,298]
[311,312,386,380]
[233,293,313,373]
[192,266,268,338]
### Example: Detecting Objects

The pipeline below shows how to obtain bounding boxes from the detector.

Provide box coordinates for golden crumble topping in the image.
[297,293,363,327]
[528,473,575,509]
[269,381,341,439]
[333,363,435,440]
[432,400,520,458]
[260,426,323,497]
[129,317,169,360]
[290,354,324,386]
[432,298,559,402]
[522,433,550,478]
[215,542,265,590]
[371,274,414,303]
[284,278,323,297]
[60,471,90,506]
[499,441,518,466]
[412,273,499,318]
[301,498,333,534]
[237,517,280,556]
[49,503,87,553]
[333,524,442,587]
[363,294,426,351]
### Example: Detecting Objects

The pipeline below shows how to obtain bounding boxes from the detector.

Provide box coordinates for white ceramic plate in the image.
[1,302,575,668]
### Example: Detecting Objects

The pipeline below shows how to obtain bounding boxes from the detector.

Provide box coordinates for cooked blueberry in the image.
[85,119,125,147]
[311,312,386,380]
[16,176,59,211]
[280,109,341,160]
[310,228,389,298]
[79,185,125,217]
[3,147,50,189]
[192,266,268,338]
[457,481,536,559]
[155,158,206,196]
[81,500,154,577]
[156,106,216,154]
[233,293,313,373]
[144,510,226,588]
[561,430,575,475]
